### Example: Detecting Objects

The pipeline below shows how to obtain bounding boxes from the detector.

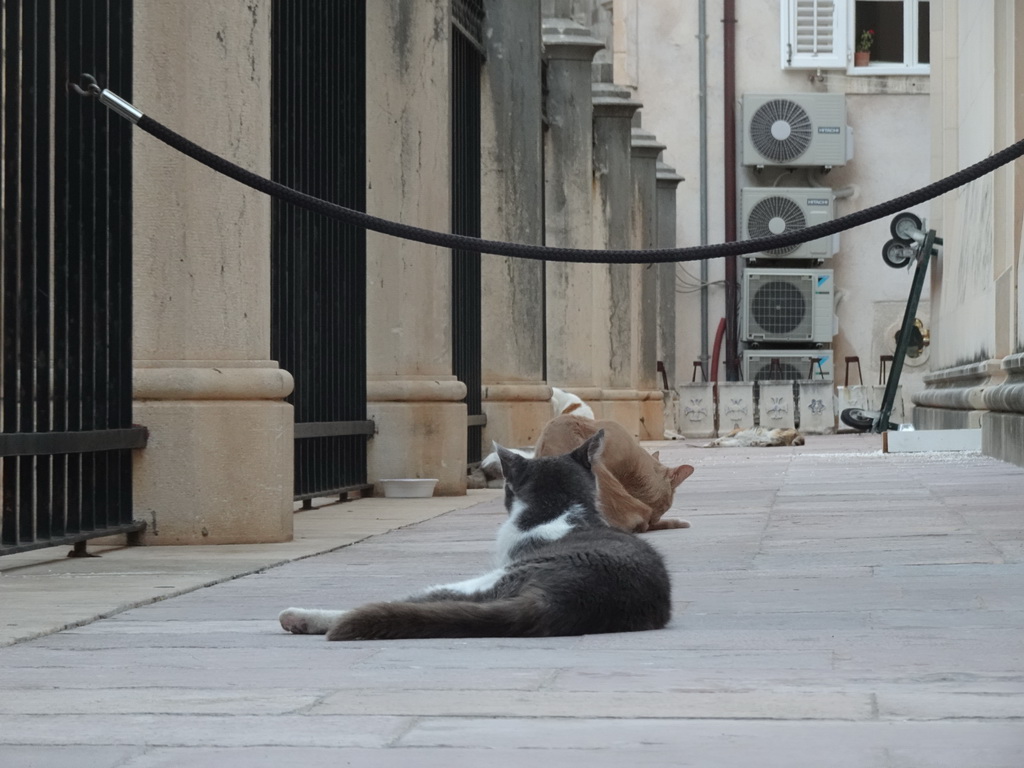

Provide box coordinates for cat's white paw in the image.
[279,607,314,634]
[279,607,347,635]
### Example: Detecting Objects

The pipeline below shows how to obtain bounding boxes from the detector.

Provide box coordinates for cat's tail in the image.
[326,593,546,640]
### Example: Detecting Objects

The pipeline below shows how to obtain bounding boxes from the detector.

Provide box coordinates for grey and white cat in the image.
[279,430,672,640]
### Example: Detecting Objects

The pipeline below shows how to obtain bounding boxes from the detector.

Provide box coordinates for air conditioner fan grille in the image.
[747,196,806,255]
[751,361,805,381]
[749,99,813,163]
[750,279,808,335]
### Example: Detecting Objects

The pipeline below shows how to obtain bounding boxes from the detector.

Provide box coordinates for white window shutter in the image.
[781,0,848,70]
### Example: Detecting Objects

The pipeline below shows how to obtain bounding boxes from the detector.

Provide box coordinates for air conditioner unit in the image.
[743,350,835,382]
[740,187,837,260]
[741,268,834,344]
[742,93,849,168]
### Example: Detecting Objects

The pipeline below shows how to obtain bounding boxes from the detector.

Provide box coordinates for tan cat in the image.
[534,415,694,533]
[701,427,805,448]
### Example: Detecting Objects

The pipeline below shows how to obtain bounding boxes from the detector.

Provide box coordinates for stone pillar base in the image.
[599,389,641,438]
[912,406,985,430]
[982,411,1024,468]
[367,376,468,496]
[132,365,294,546]
[133,400,294,546]
[596,389,664,439]
[980,353,1024,467]
[639,391,666,441]
[482,384,553,451]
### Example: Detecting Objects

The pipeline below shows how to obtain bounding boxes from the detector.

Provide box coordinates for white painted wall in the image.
[625,0,933,398]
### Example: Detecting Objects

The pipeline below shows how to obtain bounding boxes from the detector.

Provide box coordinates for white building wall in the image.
[628,1,932,397]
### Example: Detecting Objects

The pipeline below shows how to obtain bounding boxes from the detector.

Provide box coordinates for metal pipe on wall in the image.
[722,0,739,381]
[698,0,709,376]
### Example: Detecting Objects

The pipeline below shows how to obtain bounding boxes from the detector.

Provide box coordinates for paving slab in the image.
[2,432,1024,767]
[0,493,492,646]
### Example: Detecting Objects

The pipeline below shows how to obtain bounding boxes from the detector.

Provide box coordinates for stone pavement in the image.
[1,432,1023,767]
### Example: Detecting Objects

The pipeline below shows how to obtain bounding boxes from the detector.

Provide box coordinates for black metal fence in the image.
[451,1,485,463]
[1,0,144,556]
[271,0,372,503]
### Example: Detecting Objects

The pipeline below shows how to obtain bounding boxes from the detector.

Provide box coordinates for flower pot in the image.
[854,51,870,67]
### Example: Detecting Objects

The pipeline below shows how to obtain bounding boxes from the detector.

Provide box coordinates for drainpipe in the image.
[698,0,709,377]
[722,0,739,381]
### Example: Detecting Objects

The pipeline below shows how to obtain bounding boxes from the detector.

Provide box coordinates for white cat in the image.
[476,387,594,488]
[550,387,595,420]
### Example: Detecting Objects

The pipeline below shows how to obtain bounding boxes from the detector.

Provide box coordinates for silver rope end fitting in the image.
[72,73,143,124]
[98,89,143,124]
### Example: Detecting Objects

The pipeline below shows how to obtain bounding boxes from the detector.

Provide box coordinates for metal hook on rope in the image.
[70,73,102,98]
[71,72,143,124]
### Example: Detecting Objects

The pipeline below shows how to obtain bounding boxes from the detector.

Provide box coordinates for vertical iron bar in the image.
[53,0,71,541]
[29,0,53,540]
[2,0,23,545]
[1,0,134,555]
[19,0,36,542]
[272,0,366,500]
[451,20,483,463]
[65,0,85,536]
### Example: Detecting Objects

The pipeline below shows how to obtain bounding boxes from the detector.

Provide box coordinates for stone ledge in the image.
[134,366,294,401]
[367,377,467,402]
[983,352,1024,413]
[913,358,1006,410]
[481,383,552,402]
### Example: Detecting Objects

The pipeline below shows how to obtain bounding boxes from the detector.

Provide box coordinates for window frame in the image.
[847,0,930,76]
[781,0,930,75]
[781,0,848,71]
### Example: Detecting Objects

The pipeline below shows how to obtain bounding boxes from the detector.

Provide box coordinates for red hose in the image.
[710,317,726,382]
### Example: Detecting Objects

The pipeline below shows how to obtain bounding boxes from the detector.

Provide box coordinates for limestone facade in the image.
[120,0,681,543]
[914,1,1024,466]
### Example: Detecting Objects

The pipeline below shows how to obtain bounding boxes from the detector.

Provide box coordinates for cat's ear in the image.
[495,442,527,482]
[651,450,660,461]
[669,463,695,488]
[572,429,605,472]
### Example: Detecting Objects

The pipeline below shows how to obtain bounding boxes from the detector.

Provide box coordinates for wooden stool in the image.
[844,356,863,386]
[879,354,894,385]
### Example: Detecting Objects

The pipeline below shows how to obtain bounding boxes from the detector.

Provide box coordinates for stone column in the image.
[591,68,641,432]
[365,0,467,495]
[983,353,1024,467]
[656,160,684,385]
[131,0,294,545]
[542,14,604,412]
[480,0,551,450]
[631,118,667,439]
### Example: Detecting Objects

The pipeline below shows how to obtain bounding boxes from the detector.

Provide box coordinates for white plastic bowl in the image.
[380,478,439,498]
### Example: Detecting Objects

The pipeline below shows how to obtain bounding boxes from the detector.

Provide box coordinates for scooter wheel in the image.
[890,212,923,243]
[882,238,914,269]
[841,408,875,431]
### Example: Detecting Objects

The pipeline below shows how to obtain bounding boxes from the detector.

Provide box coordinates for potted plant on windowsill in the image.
[855,28,874,66]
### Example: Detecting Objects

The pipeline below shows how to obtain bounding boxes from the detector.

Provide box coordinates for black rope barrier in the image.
[78,76,1024,265]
